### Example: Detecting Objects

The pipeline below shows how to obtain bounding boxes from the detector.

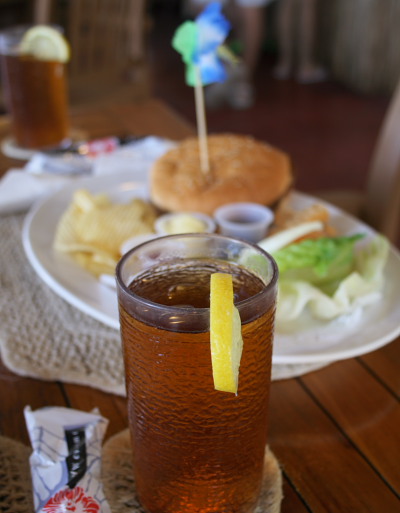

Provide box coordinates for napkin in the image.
[0,136,177,215]
[0,169,69,215]
[93,136,176,176]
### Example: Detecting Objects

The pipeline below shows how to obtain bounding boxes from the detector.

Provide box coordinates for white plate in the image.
[22,173,400,365]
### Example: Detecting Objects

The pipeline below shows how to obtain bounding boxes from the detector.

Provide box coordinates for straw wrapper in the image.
[24,406,110,513]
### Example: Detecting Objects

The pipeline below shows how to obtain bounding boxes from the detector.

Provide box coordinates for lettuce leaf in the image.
[273,234,365,294]
[275,235,389,322]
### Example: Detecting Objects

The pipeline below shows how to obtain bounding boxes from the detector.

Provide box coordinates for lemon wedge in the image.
[210,273,243,394]
[20,25,70,62]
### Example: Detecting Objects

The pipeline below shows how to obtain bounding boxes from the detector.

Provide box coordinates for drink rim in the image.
[0,24,64,55]
[116,233,279,316]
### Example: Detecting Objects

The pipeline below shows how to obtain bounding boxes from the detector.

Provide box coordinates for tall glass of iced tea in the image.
[116,233,278,513]
[0,25,69,149]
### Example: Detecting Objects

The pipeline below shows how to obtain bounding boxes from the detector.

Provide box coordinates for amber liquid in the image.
[118,260,276,513]
[0,54,69,149]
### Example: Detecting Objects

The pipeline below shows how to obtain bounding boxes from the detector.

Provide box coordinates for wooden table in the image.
[0,99,399,513]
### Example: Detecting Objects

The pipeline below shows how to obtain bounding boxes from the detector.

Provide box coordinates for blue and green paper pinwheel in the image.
[172,2,231,87]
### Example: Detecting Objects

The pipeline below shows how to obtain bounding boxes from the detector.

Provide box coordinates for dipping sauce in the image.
[155,212,216,235]
[214,202,274,243]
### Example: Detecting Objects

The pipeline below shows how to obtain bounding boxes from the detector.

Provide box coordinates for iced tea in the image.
[0,26,69,149]
[116,235,278,513]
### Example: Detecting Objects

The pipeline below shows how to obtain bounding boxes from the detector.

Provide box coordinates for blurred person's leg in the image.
[230,0,267,109]
[296,0,326,83]
[273,0,295,79]
[274,0,326,82]
[235,0,266,77]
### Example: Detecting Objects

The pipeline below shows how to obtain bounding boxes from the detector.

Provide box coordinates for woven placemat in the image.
[0,213,328,393]
[0,436,33,513]
[102,429,282,513]
[0,214,125,395]
[1,431,282,513]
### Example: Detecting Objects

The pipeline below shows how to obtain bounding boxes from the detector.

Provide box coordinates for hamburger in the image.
[150,134,293,215]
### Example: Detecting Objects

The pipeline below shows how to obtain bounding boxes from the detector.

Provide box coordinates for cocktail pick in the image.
[172,2,231,176]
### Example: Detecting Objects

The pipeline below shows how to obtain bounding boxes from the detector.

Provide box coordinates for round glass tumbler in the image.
[0,25,69,149]
[116,233,278,513]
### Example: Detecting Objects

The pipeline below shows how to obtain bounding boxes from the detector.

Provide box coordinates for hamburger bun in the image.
[150,134,293,215]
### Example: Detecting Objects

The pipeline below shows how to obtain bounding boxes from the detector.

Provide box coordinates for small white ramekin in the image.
[214,202,274,243]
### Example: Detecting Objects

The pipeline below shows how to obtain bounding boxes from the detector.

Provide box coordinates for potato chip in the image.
[54,189,157,276]
[73,189,110,212]
[76,201,155,254]
[72,252,116,276]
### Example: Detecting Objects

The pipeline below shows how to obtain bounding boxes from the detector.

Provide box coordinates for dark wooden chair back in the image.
[316,78,400,244]
[363,78,400,242]
[34,0,150,104]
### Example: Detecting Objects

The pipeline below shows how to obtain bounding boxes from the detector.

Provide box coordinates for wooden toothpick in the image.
[194,65,210,176]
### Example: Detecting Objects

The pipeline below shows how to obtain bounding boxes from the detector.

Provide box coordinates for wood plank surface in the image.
[0,360,67,445]
[63,383,128,441]
[280,478,311,513]
[301,357,400,490]
[360,339,400,395]
[269,377,400,512]
[69,98,194,142]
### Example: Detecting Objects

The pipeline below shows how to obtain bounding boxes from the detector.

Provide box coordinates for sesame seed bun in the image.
[149,134,293,215]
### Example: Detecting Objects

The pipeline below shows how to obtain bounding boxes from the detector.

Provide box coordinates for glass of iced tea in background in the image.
[0,25,69,149]
[116,233,278,513]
